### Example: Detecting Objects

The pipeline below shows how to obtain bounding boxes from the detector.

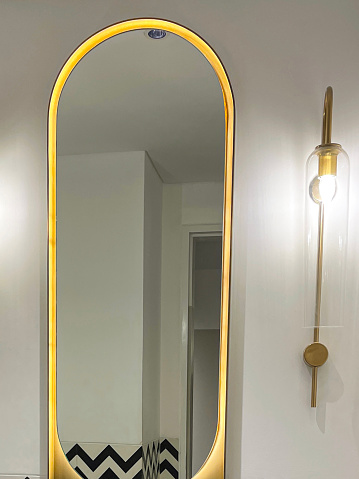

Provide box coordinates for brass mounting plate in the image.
[303,342,328,368]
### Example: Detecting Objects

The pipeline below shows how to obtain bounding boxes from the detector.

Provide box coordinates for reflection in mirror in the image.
[190,235,222,476]
[56,28,225,479]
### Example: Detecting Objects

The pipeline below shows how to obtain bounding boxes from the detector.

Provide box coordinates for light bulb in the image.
[318,175,337,203]
[309,175,337,204]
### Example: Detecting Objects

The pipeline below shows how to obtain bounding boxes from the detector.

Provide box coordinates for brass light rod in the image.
[314,202,325,343]
[304,87,333,407]
[310,203,325,407]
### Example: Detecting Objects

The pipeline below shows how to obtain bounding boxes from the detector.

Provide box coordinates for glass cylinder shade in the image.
[305,144,349,328]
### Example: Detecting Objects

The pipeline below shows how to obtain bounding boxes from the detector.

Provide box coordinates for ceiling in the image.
[57,29,225,183]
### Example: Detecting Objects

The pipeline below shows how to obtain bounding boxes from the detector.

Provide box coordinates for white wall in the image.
[160,184,183,440]
[1,2,359,478]
[57,152,145,444]
[181,183,224,225]
[57,151,162,446]
[142,154,163,445]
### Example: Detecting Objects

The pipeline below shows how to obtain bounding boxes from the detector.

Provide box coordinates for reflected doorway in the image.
[186,232,222,477]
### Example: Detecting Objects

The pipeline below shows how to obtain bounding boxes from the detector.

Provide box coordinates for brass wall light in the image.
[303,87,349,407]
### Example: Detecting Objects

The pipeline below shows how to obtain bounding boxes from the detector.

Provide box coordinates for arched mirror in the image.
[48,19,234,479]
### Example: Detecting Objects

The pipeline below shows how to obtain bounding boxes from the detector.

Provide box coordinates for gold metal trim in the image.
[317,147,338,177]
[48,19,234,479]
[317,87,340,176]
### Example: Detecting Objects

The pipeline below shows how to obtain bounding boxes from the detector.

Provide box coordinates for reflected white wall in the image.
[143,153,163,445]
[57,152,146,444]
[57,151,163,446]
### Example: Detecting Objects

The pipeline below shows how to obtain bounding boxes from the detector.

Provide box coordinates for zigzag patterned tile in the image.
[160,460,178,479]
[62,439,172,479]
[159,439,179,479]
[159,450,177,470]
[74,467,143,479]
[65,444,143,479]
[75,456,142,479]
[67,445,142,473]
[160,440,178,462]
[143,440,160,479]
[74,467,88,479]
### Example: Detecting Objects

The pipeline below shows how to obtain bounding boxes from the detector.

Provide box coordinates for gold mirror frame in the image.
[48,18,234,479]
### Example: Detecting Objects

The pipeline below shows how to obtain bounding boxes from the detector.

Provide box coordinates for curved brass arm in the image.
[322,86,333,146]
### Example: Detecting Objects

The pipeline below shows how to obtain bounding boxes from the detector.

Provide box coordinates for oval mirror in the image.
[48,19,234,479]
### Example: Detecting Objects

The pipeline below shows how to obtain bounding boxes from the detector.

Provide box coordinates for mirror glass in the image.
[56,28,225,479]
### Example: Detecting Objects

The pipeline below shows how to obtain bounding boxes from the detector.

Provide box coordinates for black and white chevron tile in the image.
[142,440,160,479]
[64,443,143,479]
[159,439,179,479]
[62,438,178,479]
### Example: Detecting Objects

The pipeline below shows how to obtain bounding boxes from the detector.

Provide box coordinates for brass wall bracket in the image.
[303,342,328,407]
[304,86,333,408]
[303,342,328,368]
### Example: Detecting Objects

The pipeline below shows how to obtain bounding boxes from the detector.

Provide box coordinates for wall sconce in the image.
[303,87,349,407]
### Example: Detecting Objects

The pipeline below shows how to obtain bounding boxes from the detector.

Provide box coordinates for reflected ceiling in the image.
[57,30,225,183]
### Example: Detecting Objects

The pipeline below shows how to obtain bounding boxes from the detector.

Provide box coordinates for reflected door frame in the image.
[180,224,222,479]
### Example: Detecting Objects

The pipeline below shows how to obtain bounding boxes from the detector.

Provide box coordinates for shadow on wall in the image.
[314,357,344,433]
